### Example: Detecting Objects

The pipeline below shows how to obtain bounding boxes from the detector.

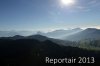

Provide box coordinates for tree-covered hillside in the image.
[0,39,100,66]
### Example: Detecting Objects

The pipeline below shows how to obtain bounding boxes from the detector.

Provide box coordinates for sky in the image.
[0,0,100,32]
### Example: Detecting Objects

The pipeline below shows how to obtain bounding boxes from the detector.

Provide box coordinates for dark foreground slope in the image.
[0,39,100,66]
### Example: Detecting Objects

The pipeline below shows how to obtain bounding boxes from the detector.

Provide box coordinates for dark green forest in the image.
[0,38,100,66]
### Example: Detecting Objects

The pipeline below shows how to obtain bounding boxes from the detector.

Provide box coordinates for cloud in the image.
[88,0,97,5]
[76,6,86,9]
[74,0,100,12]
[88,0,100,7]
[72,5,90,12]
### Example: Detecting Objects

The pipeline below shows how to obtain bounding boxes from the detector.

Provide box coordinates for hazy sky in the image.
[0,0,100,31]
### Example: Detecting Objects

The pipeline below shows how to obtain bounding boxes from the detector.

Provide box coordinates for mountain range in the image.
[37,28,82,38]
[0,28,100,41]
[0,34,74,46]
[0,28,82,38]
[0,28,100,65]
[64,28,100,41]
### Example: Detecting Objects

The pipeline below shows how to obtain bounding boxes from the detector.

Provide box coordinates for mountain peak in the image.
[86,28,98,30]
[64,28,100,41]
[84,28,99,32]
[28,34,47,38]
[27,34,49,41]
[72,28,82,31]
[13,35,24,37]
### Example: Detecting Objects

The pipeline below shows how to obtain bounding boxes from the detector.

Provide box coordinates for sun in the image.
[61,0,75,6]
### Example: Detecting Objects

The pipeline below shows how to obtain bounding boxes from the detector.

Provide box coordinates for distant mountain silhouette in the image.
[64,28,100,41]
[0,34,74,46]
[37,28,82,38]
[26,34,49,41]
[27,34,74,46]
[11,35,25,39]
[0,28,82,38]
[0,35,25,40]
